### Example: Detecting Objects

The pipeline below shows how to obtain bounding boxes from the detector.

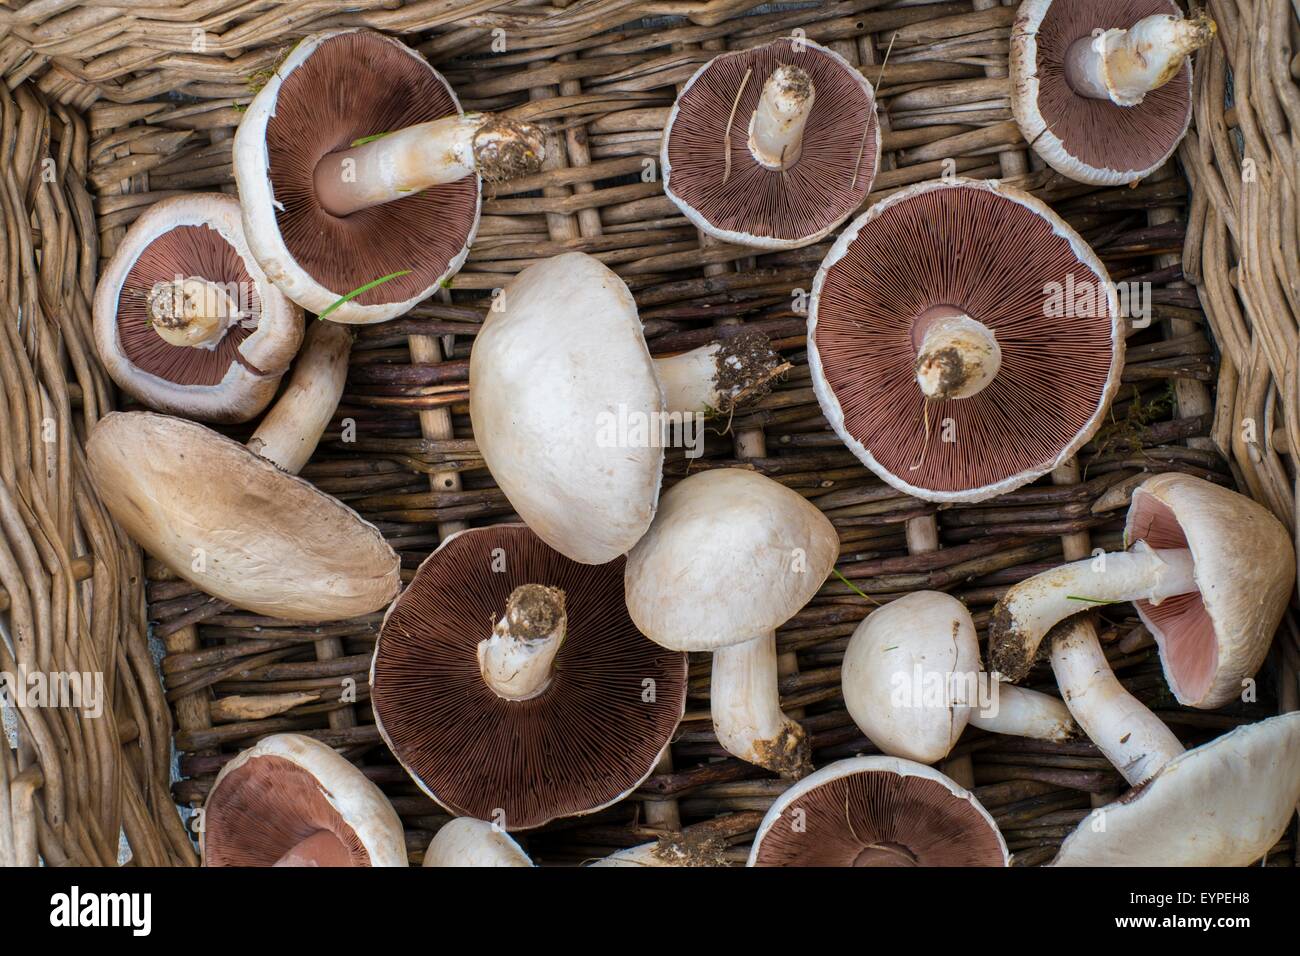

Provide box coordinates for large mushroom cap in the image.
[1055,711,1300,866]
[808,178,1123,502]
[1124,473,1295,709]
[469,252,664,564]
[86,412,400,622]
[624,468,839,652]
[234,29,479,324]
[748,756,1009,866]
[94,194,303,423]
[369,524,686,831]
[1011,0,1195,186]
[202,733,406,867]
[663,37,879,250]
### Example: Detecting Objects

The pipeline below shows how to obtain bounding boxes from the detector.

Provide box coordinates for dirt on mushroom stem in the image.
[473,117,547,184]
[504,584,566,640]
[753,722,813,779]
[915,345,973,402]
[711,329,787,414]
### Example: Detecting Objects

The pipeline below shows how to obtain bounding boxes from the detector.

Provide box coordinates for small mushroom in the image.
[591,835,730,868]
[1011,0,1215,185]
[663,37,880,250]
[369,524,686,831]
[809,178,1123,502]
[748,756,1008,866]
[422,819,532,867]
[202,733,406,867]
[989,473,1295,709]
[842,591,1077,764]
[87,319,400,622]
[624,468,838,777]
[94,194,303,423]
[1041,617,1300,866]
[234,29,545,323]
[470,252,783,564]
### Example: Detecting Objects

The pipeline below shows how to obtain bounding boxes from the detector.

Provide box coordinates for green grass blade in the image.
[317,270,413,320]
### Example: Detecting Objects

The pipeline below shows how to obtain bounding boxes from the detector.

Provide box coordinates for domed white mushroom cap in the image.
[470,252,665,564]
[422,819,532,867]
[624,468,839,652]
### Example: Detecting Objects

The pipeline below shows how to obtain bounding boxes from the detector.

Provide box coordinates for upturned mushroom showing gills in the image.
[842,591,1077,764]
[1011,0,1214,186]
[748,756,1008,867]
[422,819,532,867]
[989,473,1295,709]
[470,252,784,564]
[233,28,545,324]
[370,524,686,831]
[202,734,406,867]
[86,320,400,622]
[94,194,303,423]
[663,37,880,250]
[625,468,838,777]
[809,178,1123,503]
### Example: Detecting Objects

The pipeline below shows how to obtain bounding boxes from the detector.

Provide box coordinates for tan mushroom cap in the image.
[1125,473,1295,709]
[624,468,839,652]
[1054,711,1300,866]
[86,412,399,622]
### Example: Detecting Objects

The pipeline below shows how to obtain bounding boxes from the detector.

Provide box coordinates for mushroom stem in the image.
[988,541,1197,682]
[146,276,244,349]
[477,584,566,701]
[271,829,353,867]
[747,65,815,170]
[653,332,787,416]
[1046,616,1185,786]
[1064,14,1216,107]
[914,309,1001,401]
[711,633,811,778]
[247,319,353,475]
[967,683,1077,742]
[314,113,546,217]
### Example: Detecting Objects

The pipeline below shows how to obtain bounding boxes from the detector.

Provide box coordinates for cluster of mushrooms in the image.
[83,5,1300,869]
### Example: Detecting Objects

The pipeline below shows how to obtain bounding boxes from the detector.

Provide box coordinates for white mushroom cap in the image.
[624,468,839,652]
[422,819,532,867]
[1054,711,1300,866]
[94,193,303,423]
[470,252,664,564]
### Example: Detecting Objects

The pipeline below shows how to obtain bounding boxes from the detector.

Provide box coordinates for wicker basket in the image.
[0,0,1295,867]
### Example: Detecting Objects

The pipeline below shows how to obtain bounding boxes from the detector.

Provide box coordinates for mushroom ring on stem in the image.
[370,524,686,831]
[94,194,303,423]
[989,473,1295,709]
[842,591,1076,764]
[624,468,839,778]
[202,733,406,867]
[748,756,1008,866]
[662,37,880,250]
[422,819,532,867]
[470,252,784,564]
[234,28,545,323]
[1040,617,1300,866]
[87,320,401,622]
[808,177,1123,503]
[1010,0,1213,186]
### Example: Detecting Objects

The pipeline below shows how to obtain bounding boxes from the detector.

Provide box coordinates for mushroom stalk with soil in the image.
[1064,14,1216,107]
[747,65,814,170]
[653,331,787,416]
[477,585,566,701]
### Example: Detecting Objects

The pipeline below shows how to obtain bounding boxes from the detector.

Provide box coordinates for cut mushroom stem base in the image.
[747,64,815,170]
[654,331,787,416]
[272,829,354,867]
[913,307,1001,401]
[314,113,546,217]
[1047,616,1184,786]
[967,683,1076,742]
[1064,14,1216,107]
[146,276,244,349]
[477,584,567,701]
[711,632,811,778]
[989,541,1197,681]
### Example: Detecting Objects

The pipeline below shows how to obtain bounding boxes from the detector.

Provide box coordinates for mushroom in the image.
[842,591,1077,764]
[369,524,686,831]
[201,733,406,867]
[989,473,1295,709]
[591,836,729,868]
[808,177,1123,503]
[660,37,883,251]
[94,193,303,423]
[233,28,545,324]
[624,468,838,777]
[747,756,1008,866]
[86,319,400,622]
[1011,1,1215,185]
[1035,617,1300,866]
[470,252,784,564]
[422,819,532,867]
[663,36,880,250]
